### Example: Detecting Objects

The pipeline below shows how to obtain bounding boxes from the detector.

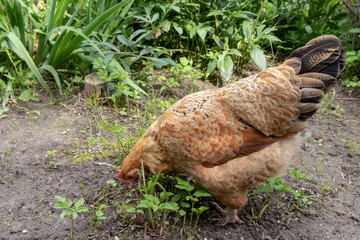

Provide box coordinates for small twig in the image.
[343,0,355,15]
[48,227,58,237]
[144,222,149,240]
[94,162,116,168]
[336,97,360,101]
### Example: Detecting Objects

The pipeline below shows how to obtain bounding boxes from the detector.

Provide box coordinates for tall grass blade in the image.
[52,0,133,68]
[47,25,105,64]
[40,64,62,94]
[6,32,56,98]
[46,1,83,66]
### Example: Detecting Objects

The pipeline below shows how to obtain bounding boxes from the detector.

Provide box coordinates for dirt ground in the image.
[0,84,359,240]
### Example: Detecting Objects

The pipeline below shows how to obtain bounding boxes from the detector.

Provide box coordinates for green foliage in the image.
[129,1,280,79]
[260,0,348,48]
[93,204,108,227]
[46,150,60,169]
[117,170,210,237]
[256,168,313,214]
[0,0,146,107]
[1,0,357,106]
[320,90,344,118]
[0,150,8,168]
[342,50,360,88]
[53,196,89,238]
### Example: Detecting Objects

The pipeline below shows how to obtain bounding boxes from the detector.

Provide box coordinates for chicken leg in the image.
[211,202,243,226]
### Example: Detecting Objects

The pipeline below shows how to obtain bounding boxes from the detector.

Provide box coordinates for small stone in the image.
[22,230,28,234]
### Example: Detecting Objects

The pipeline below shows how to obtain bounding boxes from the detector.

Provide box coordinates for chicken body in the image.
[118,35,346,224]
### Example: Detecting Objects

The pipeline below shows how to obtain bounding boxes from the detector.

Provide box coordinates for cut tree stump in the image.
[84,72,109,98]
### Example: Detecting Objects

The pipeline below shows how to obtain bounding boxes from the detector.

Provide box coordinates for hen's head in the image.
[116,168,139,188]
[116,122,169,188]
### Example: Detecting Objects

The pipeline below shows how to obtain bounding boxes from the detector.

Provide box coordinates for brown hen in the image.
[117,35,346,225]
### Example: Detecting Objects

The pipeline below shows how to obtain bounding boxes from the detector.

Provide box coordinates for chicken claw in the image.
[210,202,243,226]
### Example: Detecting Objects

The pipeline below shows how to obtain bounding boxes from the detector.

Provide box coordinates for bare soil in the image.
[0,85,359,240]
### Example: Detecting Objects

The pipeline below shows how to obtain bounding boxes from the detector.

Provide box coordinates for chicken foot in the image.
[210,202,243,226]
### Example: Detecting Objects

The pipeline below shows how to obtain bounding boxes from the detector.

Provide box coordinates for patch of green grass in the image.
[311,153,327,173]
[340,138,360,153]
[72,151,94,164]
[320,90,344,118]
[116,168,211,239]
[0,151,9,168]
[46,150,61,169]
[254,166,315,222]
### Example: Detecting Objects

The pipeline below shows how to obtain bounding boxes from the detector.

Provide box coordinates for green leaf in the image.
[259,35,281,42]
[193,206,208,214]
[349,28,360,33]
[170,6,180,12]
[228,48,242,56]
[171,193,182,203]
[207,10,223,17]
[138,200,154,209]
[161,58,178,68]
[76,206,88,212]
[159,202,179,211]
[242,21,253,43]
[233,10,256,18]
[151,13,159,23]
[179,209,186,216]
[305,25,312,33]
[133,15,150,23]
[19,90,38,102]
[173,22,183,35]
[159,20,171,32]
[213,36,225,49]
[180,57,189,66]
[47,25,105,59]
[71,211,78,219]
[256,185,269,194]
[256,24,266,37]
[0,79,6,90]
[144,194,160,205]
[194,189,211,198]
[250,46,266,70]
[159,191,174,202]
[262,27,277,35]
[207,59,217,76]
[53,203,67,209]
[39,64,62,94]
[117,35,128,45]
[181,202,190,208]
[96,210,104,217]
[6,32,56,98]
[197,26,208,41]
[74,198,85,208]
[175,178,194,191]
[55,195,66,203]
[217,53,233,80]
[60,210,71,219]
[189,26,197,39]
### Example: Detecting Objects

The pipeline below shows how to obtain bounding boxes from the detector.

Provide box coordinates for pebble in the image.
[22,230,28,234]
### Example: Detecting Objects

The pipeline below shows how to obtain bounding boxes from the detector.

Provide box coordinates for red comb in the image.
[116,169,122,179]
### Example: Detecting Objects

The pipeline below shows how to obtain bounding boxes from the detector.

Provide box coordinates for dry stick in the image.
[342,0,359,49]
[336,97,360,100]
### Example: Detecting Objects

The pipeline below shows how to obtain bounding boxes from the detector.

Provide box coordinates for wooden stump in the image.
[84,72,109,99]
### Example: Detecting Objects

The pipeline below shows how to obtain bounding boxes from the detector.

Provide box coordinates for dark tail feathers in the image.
[288,35,346,121]
[289,35,346,79]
